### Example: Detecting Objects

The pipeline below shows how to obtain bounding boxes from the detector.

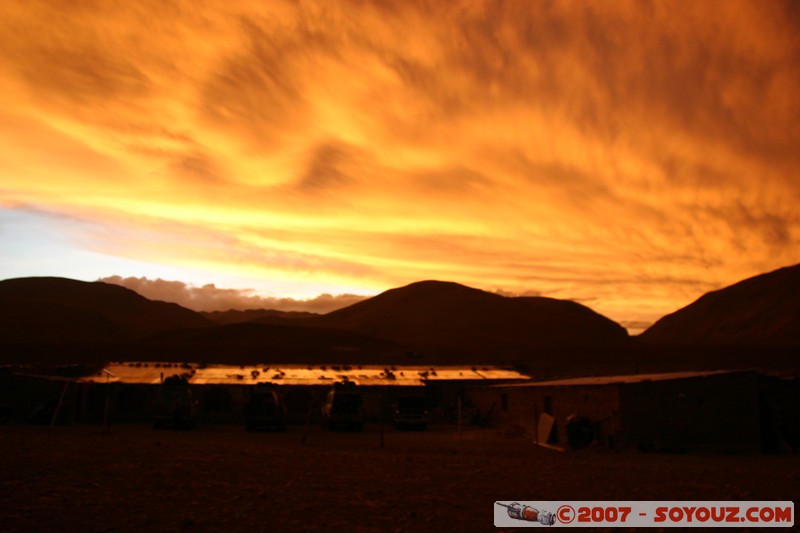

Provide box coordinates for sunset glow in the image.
[1,0,798,329]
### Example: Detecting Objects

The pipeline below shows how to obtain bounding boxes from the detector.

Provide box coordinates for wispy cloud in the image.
[1,0,798,327]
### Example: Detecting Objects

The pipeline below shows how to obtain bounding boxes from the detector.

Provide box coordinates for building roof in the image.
[77,362,530,386]
[480,370,744,388]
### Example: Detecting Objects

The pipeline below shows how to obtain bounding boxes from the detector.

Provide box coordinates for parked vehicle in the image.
[393,395,429,430]
[245,382,286,431]
[152,376,194,429]
[322,381,364,431]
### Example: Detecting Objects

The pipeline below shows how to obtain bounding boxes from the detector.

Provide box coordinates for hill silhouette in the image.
[0,277,213,343]
[640,264,800,346]
[201,309,318,325]
[4,272,797,372]
[138,321,403,361]
[0,277,632,367]
[311,280,628,353]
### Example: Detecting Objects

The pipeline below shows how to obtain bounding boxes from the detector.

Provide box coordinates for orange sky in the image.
[1,0,798,330]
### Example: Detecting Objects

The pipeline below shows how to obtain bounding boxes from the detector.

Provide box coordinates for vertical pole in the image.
[457,395,462,445]
[301,390,313,445]
[50,381,69,431]
[534,396,539,450]
[103,374,111,434]
[379,387,385,449]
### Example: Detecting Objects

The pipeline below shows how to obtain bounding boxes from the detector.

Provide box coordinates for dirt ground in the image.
[1,422,798,532]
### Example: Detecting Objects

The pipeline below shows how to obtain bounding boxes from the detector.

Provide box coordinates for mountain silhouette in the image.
[0,276,628,366]
[311,280,628,353]
[0,277,212,343]
[3,270,797,371]
[640,264,800,346]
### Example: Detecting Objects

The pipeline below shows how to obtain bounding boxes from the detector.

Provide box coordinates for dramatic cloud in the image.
[100,275,367,313]
[1,0,798,328]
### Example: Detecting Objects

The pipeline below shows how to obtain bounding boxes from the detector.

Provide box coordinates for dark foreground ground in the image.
[1,422,798,532]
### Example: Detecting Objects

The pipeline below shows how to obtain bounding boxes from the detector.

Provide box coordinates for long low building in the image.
[4,362,529,425]
[466,370,800,454]
[81,362,528,387]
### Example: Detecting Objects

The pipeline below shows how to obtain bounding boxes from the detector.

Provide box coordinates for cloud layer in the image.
[100,275,366,313]
[1,0,798,326]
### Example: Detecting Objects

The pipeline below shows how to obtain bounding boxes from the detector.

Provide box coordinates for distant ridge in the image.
[0,277,212,343]
[201,308,318,325]
[139,321,403,359]
[640,264,800,346]
[312,280,628,352]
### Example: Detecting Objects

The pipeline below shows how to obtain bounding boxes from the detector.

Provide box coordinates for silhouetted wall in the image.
[467,371,781,454]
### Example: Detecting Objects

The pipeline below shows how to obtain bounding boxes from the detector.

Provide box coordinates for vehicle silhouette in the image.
[322,381,364,431]
[244,382,287,431]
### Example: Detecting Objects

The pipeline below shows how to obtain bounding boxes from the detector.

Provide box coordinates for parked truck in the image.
[321,381,364,431]
[393,395,429,430]
[152,375,195,429]
[244,382,287,431]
